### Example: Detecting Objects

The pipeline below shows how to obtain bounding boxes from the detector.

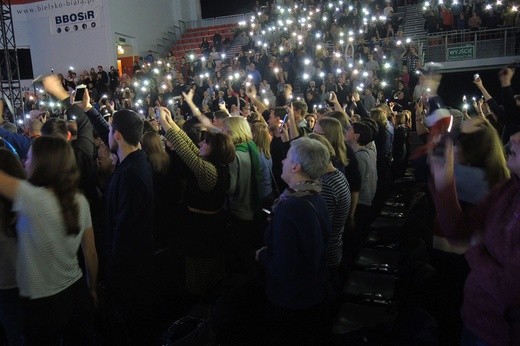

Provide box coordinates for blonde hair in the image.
[141,131,170,175]
[458,118,510,188]
[223,116,253,145]
[251,122,272,159]
[308,133,334,161]
[317,117,348,166]
[370,108,387,125]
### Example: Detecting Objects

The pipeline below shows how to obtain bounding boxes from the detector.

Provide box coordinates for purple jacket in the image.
[432,175,520,345]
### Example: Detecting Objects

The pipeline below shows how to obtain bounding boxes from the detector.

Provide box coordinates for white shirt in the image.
[13,181,92,299]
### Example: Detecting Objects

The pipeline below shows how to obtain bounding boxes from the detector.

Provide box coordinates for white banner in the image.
[12,0,101,21]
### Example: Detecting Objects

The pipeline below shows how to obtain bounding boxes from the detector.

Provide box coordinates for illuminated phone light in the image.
[143,80,150,86]
[133,82,139,87]
[316,44,322,50]
[141,87,147,92]
[166,75,172,80]
[162,84,167,90]
[302,73,310,80]
[381,81,388,87]
[18,119,23,125]
[304,58,311,65]
[25,114,30,119]
[49,102,55,108]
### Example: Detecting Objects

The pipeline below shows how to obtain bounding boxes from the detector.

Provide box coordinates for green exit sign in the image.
[447,45,475,61]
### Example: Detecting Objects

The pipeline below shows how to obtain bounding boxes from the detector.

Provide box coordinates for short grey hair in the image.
[288,137,330,180]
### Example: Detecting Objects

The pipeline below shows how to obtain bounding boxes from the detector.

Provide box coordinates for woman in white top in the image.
[0,136,98,345]
[0,149,25,345]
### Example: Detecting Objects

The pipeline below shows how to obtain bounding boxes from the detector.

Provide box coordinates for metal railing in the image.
[185,13,252,29]
[424,26,520,64]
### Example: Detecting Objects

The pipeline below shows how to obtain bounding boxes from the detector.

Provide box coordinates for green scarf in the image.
[235,140,262,214]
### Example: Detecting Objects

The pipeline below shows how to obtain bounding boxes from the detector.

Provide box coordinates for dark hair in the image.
[182,117,203,145]
[41,118,68,139]
[143,120,158,134]
[214,110,229,120]
[29,136,81,235]
[0,149,25,237]
[111,109,143,146]
[359,117,378,139]
[352,122,373,146]
[203,132,235,165]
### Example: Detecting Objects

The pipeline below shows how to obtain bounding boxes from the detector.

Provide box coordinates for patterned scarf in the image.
[272,180,322,212]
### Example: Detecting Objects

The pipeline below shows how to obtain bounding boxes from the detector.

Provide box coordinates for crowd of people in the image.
[423,0,520,33]
[0,0,519,345]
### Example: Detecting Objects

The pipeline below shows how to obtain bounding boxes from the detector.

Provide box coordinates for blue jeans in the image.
[0,288,22,345]
[461,326,489,346]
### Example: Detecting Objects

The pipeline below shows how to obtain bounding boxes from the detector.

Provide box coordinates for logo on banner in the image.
[54,10,96,33]
[49,6,102,35]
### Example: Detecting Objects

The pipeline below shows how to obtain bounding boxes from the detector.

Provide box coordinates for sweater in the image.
[432,175,520,345]
[259,194,331,310]
[321,169,351,266]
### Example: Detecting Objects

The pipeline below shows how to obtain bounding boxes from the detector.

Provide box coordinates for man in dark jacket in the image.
[104,109,157,343]
[256,137,331,344]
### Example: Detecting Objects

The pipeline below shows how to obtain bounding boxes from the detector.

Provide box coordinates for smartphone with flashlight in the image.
[73,84,87,103]
[279,114,288,133]
[329,92,334,101]
[155,108,161,120]
[473,73,480,81]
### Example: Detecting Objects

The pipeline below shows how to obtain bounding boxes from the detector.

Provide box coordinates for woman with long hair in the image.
[251,121,275,208]
[158,106,235,296]
[141,131,176,250]
[0,149,25,345]
[429,128,519,345]
[0,137,98,345]
[430,117,511,344]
